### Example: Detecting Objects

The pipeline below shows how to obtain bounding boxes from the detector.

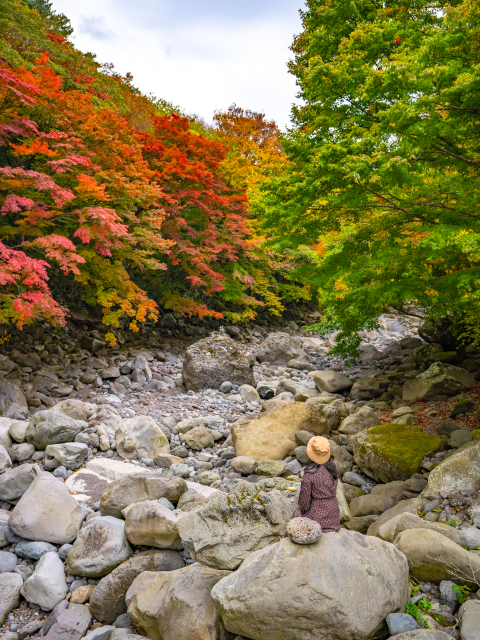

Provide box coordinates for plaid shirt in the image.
[292,465,341,532]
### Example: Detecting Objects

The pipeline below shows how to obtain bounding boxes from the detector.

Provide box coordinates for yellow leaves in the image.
[104,332,117,347]
[457,229,471,237]
[425,288,438,296]
[333,277,349,298]
[389,122,396,127]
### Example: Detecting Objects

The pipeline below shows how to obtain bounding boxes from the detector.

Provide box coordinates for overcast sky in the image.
[52,0,305,129]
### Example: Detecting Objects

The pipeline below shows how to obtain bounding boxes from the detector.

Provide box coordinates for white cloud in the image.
[52,0,304,129]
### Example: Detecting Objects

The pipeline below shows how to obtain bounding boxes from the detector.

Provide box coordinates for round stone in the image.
[286,517,322,545]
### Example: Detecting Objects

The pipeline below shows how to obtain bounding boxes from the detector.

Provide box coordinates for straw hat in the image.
[306,436,331,465]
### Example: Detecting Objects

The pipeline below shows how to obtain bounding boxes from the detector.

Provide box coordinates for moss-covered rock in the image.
[472,429,480,440]
[353,424,446,483]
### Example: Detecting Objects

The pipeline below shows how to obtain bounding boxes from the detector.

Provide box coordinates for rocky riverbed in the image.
[0,311,480,640]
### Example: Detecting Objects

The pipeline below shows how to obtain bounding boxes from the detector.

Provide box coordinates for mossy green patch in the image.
[353,424,447,483]
[472,429,480,441]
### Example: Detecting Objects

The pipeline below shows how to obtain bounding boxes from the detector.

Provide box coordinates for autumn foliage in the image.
[0,0,286,330]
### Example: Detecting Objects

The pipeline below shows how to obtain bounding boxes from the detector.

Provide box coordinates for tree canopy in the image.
[259,0,480,353]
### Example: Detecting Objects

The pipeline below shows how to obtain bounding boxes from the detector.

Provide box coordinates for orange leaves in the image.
[75,174,110,201]
[11,138,58,157]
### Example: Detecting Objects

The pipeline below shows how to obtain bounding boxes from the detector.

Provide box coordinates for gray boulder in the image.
[25,411,87,450]
[182,332,256,391]
[8,420,28,443]
[0,464,42,501]
[211,529,410,640]
[21,552,67,610]
[0,445,12,473]
[257,332,308,365]
[458,600,480,640]
[0,509,10,548]
[115,416,169,460]
[350,378,388,401]
[9,469,86,544]
[11,442,34,461]
[422,440,480,496]
[44,442,88,471]
[0,423,12,448]
[90,550,184,623]
[0,550,17,572]
[66,516,133,578]
[403,363,474,402]
[0,380,28,418]
[310,371,353,393]
[177,481,294,570]
[42,600,92,640]
[126,563,230,640]
[338,406,381,435]
[349,494,395,518]
[100,472,187,518]
[386,613,421,635]
[0,573,23,625]
[15,540,57,560]
[394,528,480,586]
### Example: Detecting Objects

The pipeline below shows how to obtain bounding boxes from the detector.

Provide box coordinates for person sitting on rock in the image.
[292,436,341,533]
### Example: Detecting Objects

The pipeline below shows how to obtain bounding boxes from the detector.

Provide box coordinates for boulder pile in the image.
[0,311,479,640]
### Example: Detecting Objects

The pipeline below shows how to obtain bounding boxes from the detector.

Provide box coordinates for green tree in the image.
[260,0,480,355]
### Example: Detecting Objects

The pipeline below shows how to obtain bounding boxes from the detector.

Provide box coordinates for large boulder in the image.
[54,399,96,422]
[126,564,231,640]
[339,406,381,435]
[115,416,169,460]
[422,440,480,496]
[25,410,87,450]
[90,550,184,623]
[403,363,474,402]
[353,424,446,483]
[66,516,133,577]
[8,469,86,544]
[124,501,183,549]
[211,529,410,640]
[99,472,187,518]
[0,573,23,625]
[0,464,38,501]
[394,528,480,587]
[21,551,68,610]
[309,370,353,393]
[0,379,28,418]
[232,402,334,461]
[182,332,255,391]
[257,333,308,365]
[177,481,294,570]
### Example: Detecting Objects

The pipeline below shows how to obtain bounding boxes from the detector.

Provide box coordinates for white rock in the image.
[21,551,67,610]
[9,469,86,544]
